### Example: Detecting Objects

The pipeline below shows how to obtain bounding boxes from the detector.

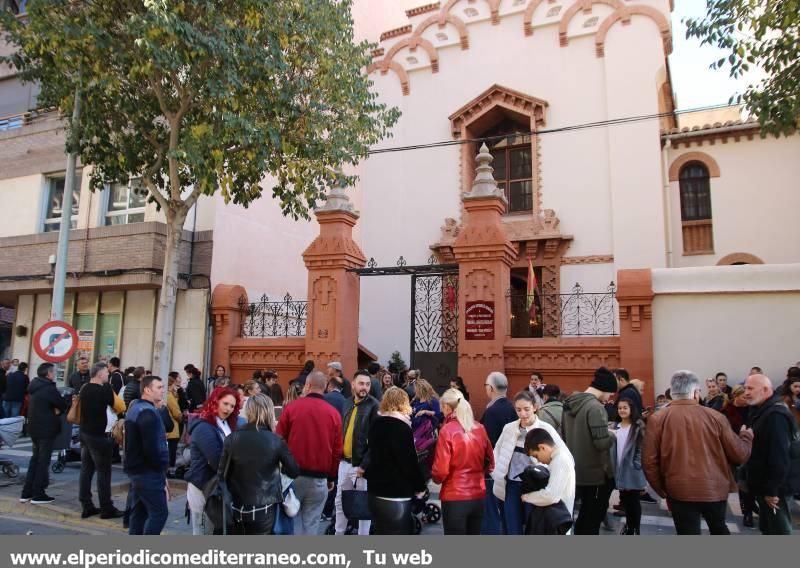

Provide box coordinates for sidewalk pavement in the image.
[2,435,798,535]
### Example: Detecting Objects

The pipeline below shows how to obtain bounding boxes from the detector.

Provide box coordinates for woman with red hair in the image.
[185,387,240,534]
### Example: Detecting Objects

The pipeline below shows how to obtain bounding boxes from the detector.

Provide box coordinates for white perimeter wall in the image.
[651,264,800,396]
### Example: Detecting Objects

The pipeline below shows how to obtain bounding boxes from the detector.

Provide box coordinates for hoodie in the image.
[563,392,615,486]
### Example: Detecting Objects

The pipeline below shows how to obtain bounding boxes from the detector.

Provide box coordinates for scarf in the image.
[379,410,412,427]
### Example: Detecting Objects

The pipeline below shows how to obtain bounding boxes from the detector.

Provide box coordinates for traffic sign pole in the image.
[50,84,82,385]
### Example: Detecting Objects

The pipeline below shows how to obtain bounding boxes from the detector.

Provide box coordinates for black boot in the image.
[743,512,754,528]
[81,505,100,519]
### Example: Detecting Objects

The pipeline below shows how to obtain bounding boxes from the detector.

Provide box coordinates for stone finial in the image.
[464,143,506,201]
[316,175,358,215]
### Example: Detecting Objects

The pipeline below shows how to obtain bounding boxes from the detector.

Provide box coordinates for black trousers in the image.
[619,489,642,532]
[167,439,178,468]
[22,436,55,499]
[574,478,615,535]
[669,499,729,535]
[79,432,114,510]
[739,489,756,516]
[442,499,484,535]
[369,495,413,535]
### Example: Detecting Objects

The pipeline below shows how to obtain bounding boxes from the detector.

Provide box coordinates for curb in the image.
[0,479,188,534]
[0,495,128,532]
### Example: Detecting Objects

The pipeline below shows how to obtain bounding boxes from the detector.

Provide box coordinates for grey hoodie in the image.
[563,392,615,486]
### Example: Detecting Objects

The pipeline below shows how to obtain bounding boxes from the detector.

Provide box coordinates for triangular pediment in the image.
[449,85,548,138]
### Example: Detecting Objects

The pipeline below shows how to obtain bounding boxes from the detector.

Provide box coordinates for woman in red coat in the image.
[431,388,494,535]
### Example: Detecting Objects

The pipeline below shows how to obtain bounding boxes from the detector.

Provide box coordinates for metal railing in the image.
[0,108,58,132]
[239,293,307,338]
[508,282,618,337]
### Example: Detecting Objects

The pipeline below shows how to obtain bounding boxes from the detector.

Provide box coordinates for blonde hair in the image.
[731,384,745,399]
[243,380,261,397]
[440,388,474,433]
[284,382,302,406]
[414,379,437,402]
[380,386,412,415]
[244,393,276,431]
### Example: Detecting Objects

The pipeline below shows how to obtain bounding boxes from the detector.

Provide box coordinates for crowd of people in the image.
[1,354,798,536]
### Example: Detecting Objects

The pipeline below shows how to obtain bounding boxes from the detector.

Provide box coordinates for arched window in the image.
[679,163,712,221]
[678,162,714,254]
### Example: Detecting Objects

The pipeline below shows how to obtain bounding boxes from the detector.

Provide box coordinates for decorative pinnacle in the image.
[316,174,358,215]
[464,143,506,201]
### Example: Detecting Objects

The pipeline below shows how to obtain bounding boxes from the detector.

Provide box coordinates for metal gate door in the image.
[411,271,459,393]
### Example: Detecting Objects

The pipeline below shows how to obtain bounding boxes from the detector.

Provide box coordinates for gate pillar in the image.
[302,183,367,377]
[453,144,517,408]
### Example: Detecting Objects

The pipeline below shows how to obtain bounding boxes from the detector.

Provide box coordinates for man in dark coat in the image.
[2,362,29,417]
[0,358,10,414]
[185,367,206,412]
[68,357,91,391]
[291,360,315,390]
[480,371,518,535]
[366,362,383,400]
[108,357,125,394]
[21,363,68,504]
[613,368,643,417]
[123,367,145,409]
[744,374,796,535]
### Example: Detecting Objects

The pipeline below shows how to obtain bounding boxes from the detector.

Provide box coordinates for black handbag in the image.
[341,476,371,521]
[203,451,233,535]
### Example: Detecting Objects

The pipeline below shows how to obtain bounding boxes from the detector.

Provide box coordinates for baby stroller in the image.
[52,388,81,473]
[411,417,442,534]
[0,416,25,478]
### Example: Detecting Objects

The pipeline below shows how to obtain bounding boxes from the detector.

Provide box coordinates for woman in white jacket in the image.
[492,391,567,534]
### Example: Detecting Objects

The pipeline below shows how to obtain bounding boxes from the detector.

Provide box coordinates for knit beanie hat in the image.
[591,367,617,393]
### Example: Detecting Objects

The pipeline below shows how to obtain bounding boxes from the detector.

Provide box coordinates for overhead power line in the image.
[366,103,737,156]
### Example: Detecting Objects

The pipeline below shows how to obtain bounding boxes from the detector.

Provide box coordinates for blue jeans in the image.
[503,479,533,535]
[2,401,22,418]
[128,473,168,535]
[480,478,504,535]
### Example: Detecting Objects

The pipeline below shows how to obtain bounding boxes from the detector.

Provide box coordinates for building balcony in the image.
[0,222,212,297]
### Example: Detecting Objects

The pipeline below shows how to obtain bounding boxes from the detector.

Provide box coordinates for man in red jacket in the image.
[276,371,343,535]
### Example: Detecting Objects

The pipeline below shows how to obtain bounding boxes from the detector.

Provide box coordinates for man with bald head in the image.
[744,374,796,534]
[276,370,343,534]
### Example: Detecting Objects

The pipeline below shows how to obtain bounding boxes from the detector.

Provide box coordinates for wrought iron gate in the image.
[349,257,459,393]
[410,269,459,392]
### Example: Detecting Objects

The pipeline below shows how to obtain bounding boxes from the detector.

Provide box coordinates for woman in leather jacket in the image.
[431,388,494,535]
[364,387,427,534]
[219,394,299,535]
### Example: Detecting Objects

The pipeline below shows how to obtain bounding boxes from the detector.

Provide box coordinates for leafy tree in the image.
[686,0,799,136]
[388,350,407,373]
[1,0,399,376]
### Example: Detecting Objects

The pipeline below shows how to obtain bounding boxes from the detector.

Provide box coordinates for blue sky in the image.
[669,0,761,110]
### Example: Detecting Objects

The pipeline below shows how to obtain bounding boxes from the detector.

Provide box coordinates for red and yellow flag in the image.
[526,258,538,324]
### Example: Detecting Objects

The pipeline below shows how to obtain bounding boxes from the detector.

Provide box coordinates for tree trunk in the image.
[152,209,187,378]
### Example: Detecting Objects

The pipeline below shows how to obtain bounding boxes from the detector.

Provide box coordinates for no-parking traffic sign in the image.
[33,320,78,363]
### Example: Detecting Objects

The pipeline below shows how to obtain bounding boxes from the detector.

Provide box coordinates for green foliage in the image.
[0,0,400,218]
[388,350,407,373]
[685,0,800,137]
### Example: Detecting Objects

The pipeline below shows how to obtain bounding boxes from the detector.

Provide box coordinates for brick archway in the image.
[717,252,764,266]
